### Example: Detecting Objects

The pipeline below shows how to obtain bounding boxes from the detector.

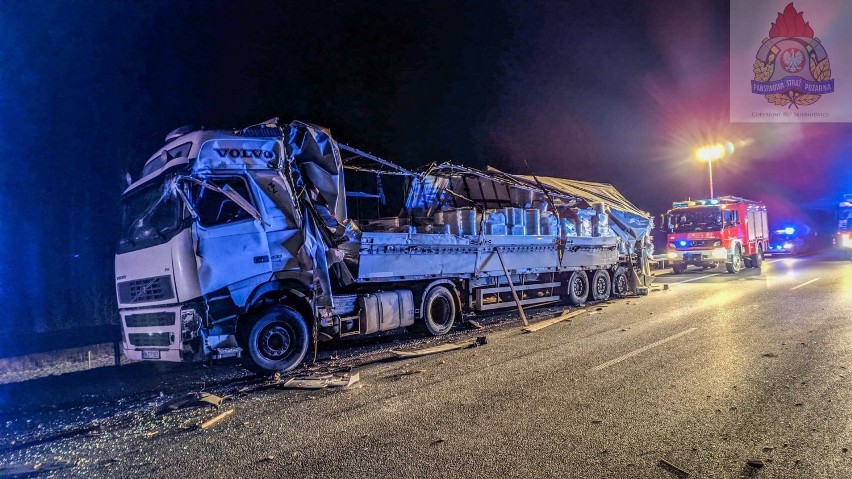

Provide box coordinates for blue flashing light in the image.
[678,240,688,247]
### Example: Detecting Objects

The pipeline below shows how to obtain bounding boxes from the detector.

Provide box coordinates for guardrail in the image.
[0,325,122,362]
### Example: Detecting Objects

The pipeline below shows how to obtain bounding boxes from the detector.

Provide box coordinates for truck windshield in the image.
[117,179,183,254]
[668,207,722,233]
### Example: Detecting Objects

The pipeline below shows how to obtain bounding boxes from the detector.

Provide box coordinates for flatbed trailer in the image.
[114,119,653,373]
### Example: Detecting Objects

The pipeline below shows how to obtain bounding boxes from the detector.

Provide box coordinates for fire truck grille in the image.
[125,312,176,327]
[128,332,172,347]
[118,276,175,304]
[679,240,716,248]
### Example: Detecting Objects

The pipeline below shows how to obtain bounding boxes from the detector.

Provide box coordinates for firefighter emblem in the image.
[752,3,833,108]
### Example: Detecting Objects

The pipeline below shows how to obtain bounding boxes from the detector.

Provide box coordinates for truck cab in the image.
[665,197,768,274]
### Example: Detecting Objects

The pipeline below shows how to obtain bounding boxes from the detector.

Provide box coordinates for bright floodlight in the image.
[696,144,725,161]
[784,227,795,235]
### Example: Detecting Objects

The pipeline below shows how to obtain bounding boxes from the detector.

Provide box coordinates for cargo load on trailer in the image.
[665,196,768,274]
[115,119,653,373]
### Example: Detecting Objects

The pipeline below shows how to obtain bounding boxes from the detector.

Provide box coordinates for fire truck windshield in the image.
[669,206,723,233]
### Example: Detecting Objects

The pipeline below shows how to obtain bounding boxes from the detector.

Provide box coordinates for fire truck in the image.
[837,194,852,259]
[114,119,653,373]
[665,196,768,274]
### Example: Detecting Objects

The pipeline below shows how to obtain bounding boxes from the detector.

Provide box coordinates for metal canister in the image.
[485,210,507,235]
[524,209,541,235]
[457,207,478,235]
[504,207,526,235]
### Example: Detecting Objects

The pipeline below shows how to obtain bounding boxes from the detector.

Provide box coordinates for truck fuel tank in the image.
[359,290,415,334]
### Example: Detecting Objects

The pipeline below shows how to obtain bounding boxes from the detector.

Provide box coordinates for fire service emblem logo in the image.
[752,3,833,108]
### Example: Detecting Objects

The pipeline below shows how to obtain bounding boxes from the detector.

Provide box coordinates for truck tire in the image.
[750,244,763,269]
[726,245,743,274]
[243,305,309,374]
[610,268,629,297]
[671,263,687,274]
[418,285,456,336]
[590,270,612,301]
[565,271,589,305]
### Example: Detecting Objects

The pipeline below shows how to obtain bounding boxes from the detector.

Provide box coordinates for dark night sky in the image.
[1,1,850,336]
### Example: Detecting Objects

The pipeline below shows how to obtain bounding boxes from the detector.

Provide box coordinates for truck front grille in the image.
[125,312,175,327]
[118,276,175,304]
[128,332,172,347]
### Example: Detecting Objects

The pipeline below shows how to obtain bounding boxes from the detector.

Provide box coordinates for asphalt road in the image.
[1,252,850,478]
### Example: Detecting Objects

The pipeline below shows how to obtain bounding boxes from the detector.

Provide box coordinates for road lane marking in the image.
[591,328,697,371]
[675,273,721,284]
[790,277,821,290]
[765,258,783,264]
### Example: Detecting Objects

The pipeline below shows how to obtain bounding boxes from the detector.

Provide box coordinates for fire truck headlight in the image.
[842,235,852,248]
[667,252,678,259]
[711,248,728,259]
[783,242,794,249]
[713,241,721,246]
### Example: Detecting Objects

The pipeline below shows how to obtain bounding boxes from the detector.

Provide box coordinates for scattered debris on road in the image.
[0,460,77,478]
[281,372,360,389]
[200,408,234,430]
[658,458,690,477]
[390,337,487,358]
[465,319,484,329]
[746,458,766,468]
[522,309,586,333]
[0,422,100,454]
[157,392,225,414]
[385,369,425,381]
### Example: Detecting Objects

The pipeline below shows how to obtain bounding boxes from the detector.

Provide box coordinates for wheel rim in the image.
[595,276,607,296]
[430,296,453,327]
[615,274,627,294]
[572,276,585,296]
[258,324,292,360]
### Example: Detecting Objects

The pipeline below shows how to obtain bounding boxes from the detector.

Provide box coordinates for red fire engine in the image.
[665,196,768,274]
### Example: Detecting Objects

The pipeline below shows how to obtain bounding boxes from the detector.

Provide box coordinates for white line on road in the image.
[790,277,821,290]
[765,258,784,264]
[675,273,721,284]
[591,328,698,371]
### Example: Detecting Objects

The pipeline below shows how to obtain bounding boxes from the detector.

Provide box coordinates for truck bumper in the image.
[666,248,729,264]
[119,305,185,362]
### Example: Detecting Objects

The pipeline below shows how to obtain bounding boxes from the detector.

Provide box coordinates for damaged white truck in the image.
[115,119,653,373]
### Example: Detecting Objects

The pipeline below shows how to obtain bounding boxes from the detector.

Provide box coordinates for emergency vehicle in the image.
[665,196,768,274]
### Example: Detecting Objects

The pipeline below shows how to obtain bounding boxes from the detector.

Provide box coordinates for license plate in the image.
[141,350,161,360]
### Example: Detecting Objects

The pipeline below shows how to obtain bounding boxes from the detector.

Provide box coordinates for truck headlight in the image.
[181,309,201,340]
[842,235,852,248]
[666,251,678,259]
[713,241,721,246]
[711,248,728,259]
[783,242,793,249]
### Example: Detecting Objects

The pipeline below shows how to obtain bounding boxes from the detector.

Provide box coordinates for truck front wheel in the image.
[726,245,743,274]
[243,306,309,374]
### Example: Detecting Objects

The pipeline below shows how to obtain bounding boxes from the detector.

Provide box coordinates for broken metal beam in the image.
[521,309,587,333]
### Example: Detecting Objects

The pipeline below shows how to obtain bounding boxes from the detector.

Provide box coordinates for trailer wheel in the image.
[565,271,590,305]
[611,268,629,297]
[671,263,687,274]
[726,245,743,274]
[590,270,612,301]
[418,286,456,336]
[243,305,309,374]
